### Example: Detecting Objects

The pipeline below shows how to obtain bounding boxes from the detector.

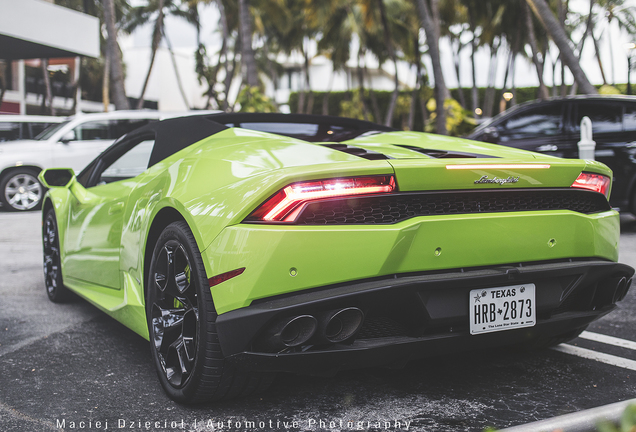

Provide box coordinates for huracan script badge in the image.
[474,175,520,185]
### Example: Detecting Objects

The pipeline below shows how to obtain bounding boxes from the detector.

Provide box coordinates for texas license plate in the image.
[469,284,536,335]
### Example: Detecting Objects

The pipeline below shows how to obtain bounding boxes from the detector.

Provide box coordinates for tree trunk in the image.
[238,0,258,87]
[41,59,55,116]
[364,62,382,122]
[408,35,423,131]
[303,43,314,114]
[216,0,231,110]
[570,0,595,95]
[608,19,616,85]
[467,7,479,115]
[103,52,111,112]
[526,0,597,94]
[378,0,399,126]
[355,51,370,121]
[592,29,608,85]
[137,0,164,109]
[452,39,466,108]
[223,42,239,112]
[522,0,549,99]
[164,33,190,110]
[483,38,501,118]
[415,0,449,135]
[103,0,128,110]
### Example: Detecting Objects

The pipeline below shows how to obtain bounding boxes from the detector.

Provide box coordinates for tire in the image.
[43,209,71,302]
[147,221,274,404]
[0,168,44,211]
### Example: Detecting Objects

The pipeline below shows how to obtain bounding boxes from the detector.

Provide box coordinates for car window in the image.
[623,104,636,131]
[498,105,563,142]
[112,118,154,139]
[0,122,21,142]
[35,120,70,140]
[230,122,354,142]
[574,102,623,133]
[98,139,155,185]
[72,120,111,141]
[29,122,57,137]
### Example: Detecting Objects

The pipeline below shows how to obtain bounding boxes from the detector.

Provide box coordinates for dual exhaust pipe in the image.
[593,276,632,308]
[264,307,364,351]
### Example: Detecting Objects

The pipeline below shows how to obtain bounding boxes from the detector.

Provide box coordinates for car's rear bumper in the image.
[216,259,633,373]
[204,210,620,315]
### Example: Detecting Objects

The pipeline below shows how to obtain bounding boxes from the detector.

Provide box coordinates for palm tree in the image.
[526,0,598,94]
[126,0,199,109]
[596,0,636,85]
[56,0,130,110]
[414,0,449,135]
[239,0,258,87]
[377,0,401,126]
[522,0,549,99]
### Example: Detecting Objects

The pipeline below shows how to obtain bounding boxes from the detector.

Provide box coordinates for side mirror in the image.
[60,131,75,143]
[482,126,500,143]
[39,168,75,188]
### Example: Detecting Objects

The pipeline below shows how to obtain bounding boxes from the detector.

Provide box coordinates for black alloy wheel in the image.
[149,238,200,389]
[43,209,70,302]
[147,221,274,403]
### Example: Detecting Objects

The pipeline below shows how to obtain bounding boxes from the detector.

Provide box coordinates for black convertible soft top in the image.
[126,113,395,168]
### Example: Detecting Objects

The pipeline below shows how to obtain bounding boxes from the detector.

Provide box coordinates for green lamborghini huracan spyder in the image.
[39,113,634,403]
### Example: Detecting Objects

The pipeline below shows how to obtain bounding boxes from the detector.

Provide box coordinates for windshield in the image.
[35,120,71,140]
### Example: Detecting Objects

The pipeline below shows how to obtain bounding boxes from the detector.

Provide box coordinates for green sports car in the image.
[39,113,634,403]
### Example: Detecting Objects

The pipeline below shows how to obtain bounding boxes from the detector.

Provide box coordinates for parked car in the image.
[467,95,636,213]
[39,113,633,403]
[0,111,174,211]
[0,115,64,142]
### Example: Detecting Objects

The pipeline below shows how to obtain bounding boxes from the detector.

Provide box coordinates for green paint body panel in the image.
[41,128,619,340]
[207,210,618,314]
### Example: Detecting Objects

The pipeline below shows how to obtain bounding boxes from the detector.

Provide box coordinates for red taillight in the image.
[208,267,245,287]
[571,172,611,198]
[248,175,396,223]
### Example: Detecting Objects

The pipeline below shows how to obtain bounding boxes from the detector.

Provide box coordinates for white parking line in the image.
[551,344,636,371]
[579,331,636,351]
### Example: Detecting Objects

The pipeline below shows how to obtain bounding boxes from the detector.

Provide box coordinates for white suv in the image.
[0,111,167,211]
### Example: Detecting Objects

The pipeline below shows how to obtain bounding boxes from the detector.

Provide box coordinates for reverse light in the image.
[208,267,245,287]
[571,172,611,199]
[248,175,396,223]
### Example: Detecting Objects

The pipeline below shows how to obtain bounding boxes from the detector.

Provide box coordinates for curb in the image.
[499,398,636,432]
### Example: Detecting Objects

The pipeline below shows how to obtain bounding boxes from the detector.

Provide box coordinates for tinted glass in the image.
[499,104,563,141]
[233,122,353,142]
[98,139,155,185]
[574,102,623,133]
[35,120,70,140]
[0,122,21,142]
[112,118,153,139]
[29,122,57,137]
[623,104,636,131]
[72,120,111,141]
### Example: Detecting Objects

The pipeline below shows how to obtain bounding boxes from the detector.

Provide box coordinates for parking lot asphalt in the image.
[0,210,635,432]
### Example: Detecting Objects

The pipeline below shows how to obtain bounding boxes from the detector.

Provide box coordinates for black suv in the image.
[467,96,636,213]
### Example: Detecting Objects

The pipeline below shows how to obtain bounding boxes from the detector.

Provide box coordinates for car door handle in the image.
[108,202,124,215]
[626,141,636,148]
